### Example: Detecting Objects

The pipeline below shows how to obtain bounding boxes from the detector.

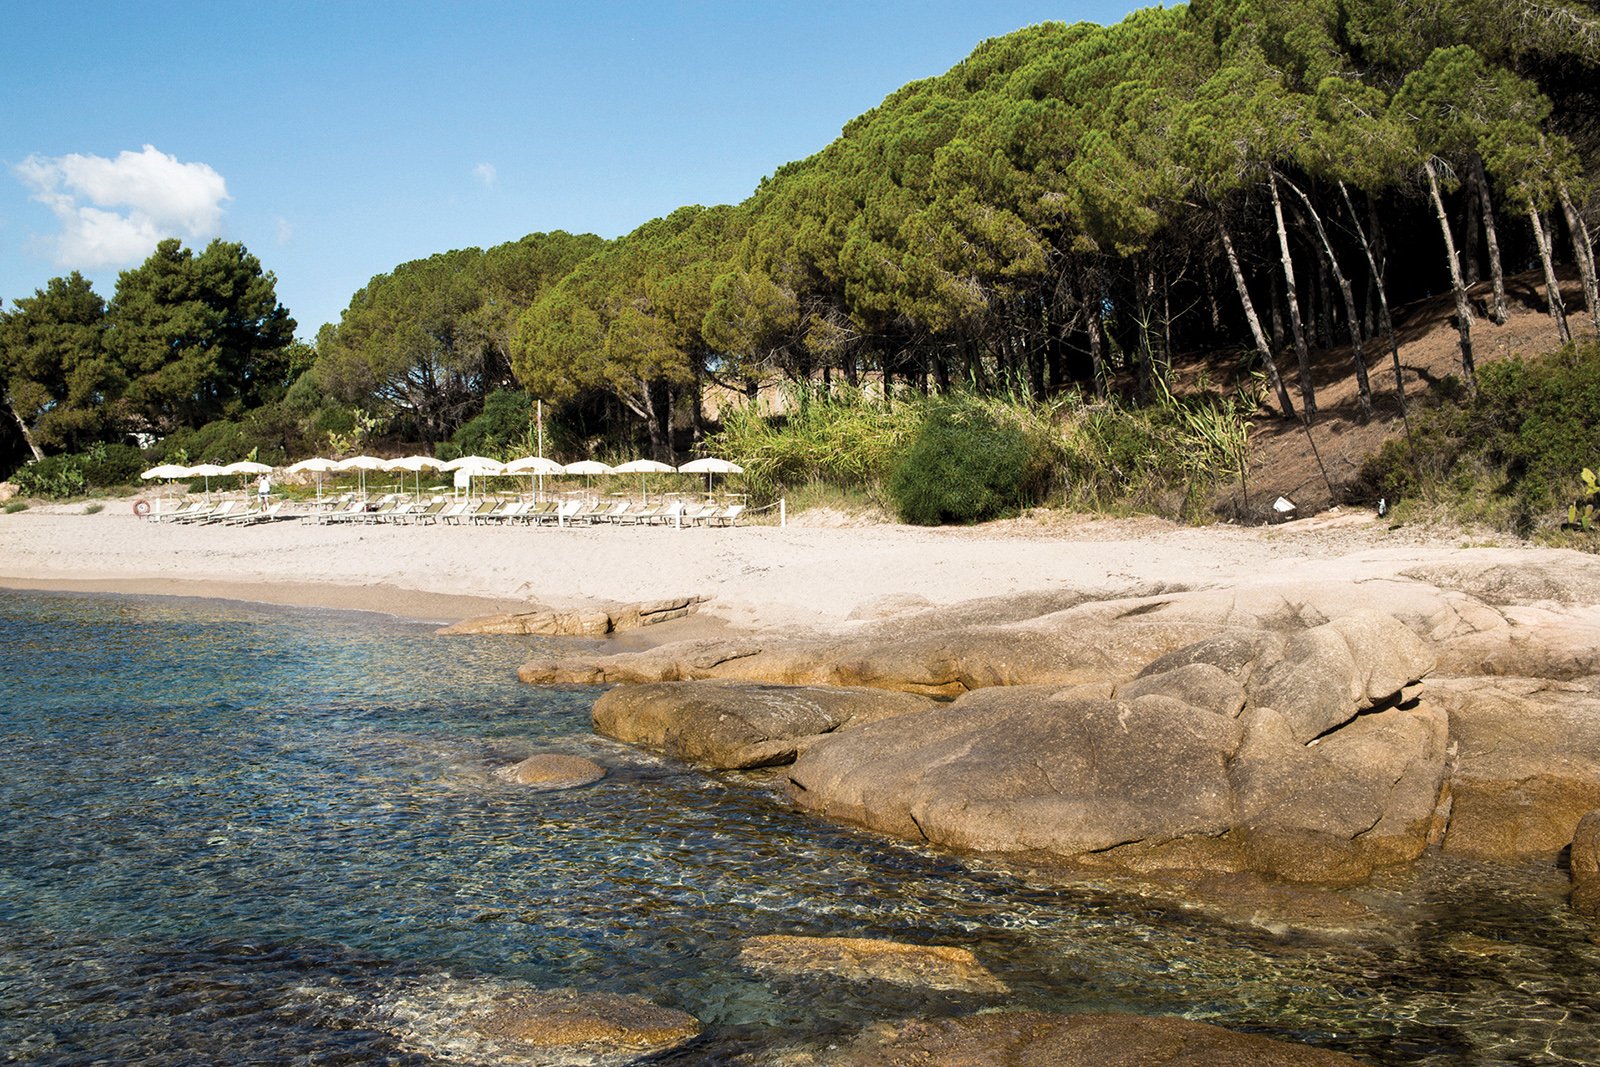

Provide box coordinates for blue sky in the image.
[2,1,1144,337]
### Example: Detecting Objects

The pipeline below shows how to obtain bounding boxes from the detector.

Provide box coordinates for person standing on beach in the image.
[257,474,271,506]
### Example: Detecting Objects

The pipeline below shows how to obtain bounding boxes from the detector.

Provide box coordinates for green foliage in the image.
[84,503,103,515]
[12,456,86,499]
[452,389,533,457]
[1365,340,1600,536]
[0,271,116,452]
[711,386,924,500]
[887,398,1044,525]
[77,442,145,487]
[1568,467,1598,530]
[3,501,27,513]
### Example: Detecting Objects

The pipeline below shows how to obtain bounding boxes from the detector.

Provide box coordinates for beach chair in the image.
[451,500,498,525]
[562,501,601,525]
[681,503,716,525]
[154,500,204,523]
[707,503,746,527]
[586,500,631,525]
[472,500,521,525]
[551,499,587,527]
[438,500,474,525]
[618,503,663,526]
[196,501,238,524]
[225,501,284,525]
[320,498,368,524]
[650,500,687,527]
[404,499,450,525]
[518,500,558,525]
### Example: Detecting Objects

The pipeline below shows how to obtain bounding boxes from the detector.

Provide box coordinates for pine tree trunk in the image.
[1085,301,1107,399]
[1472,155,1509,325]
[1529,204,1572,345]
[1218,217,1295,419]
[1424,158,1477,384]
[1560,185,1600,334]
[1268,168,1317,417]
[4,397,44,464]
[1269,266,1285,350]
[1463,163,1482,286]
[1281,176,1373,419]
[1339,181,1406,418]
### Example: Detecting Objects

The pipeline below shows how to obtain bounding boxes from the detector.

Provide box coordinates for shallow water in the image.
[1,590,1597,1065]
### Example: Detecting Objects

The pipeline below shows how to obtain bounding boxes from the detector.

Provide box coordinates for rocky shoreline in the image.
[513,556,1600,918]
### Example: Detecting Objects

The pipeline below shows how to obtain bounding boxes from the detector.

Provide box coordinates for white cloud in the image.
[12,144,230,269]
[275,215,294,247]
[473,161,497,187]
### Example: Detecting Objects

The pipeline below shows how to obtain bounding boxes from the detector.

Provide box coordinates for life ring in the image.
[132,498,152,518]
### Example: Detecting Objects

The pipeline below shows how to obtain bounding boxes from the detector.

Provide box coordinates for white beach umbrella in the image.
[441,455,507,498]
[139,463,191,514]
[677,456,744,496]
[187,462,228,500]
[505,455,564,501]
[286,457,339,505]
[612,458,677,503]
[220,460,273,475]
[335,454,385,498]
[560,458,614,496]
[382,455,445,499]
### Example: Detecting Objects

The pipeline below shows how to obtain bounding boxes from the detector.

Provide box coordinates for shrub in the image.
[454,390,533,457]
[3,500,28,513]
[78,442,145,487]
[887,398,1039,525]
[12,455,86,498]
[84,503,103,515]
[1363,339,1600,537]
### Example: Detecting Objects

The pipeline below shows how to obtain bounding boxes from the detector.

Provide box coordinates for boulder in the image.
[473,989,699,1054]
[591,681,936,769]
[496,753,606,790]
[792,1011,1365,1067]
[739,935,1008,993]
[1246,610,1433,743]
[1228,704,1450,885]
[1569,811,1600,920]
[788,688,1244,863]
[1116,662,1245,718]
[1427,678,1600,860]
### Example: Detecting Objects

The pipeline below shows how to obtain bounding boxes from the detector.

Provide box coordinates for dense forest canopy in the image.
[2,0,1597,477]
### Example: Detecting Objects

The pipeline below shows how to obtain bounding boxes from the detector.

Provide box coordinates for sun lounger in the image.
[438,501,474,525]
[586,501,632,525]
[154,501,205,523]
[224,501,284,525]
[707,503,746,527]
[649,500,687,526]
[403,499,450,524]
[320,499,369,524]
[195,501,239,524]
[470,500,520,525]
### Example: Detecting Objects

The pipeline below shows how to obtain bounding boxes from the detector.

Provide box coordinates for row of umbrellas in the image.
[140,455,744,502]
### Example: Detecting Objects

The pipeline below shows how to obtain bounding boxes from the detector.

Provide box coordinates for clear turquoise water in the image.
[1,590,1597,1065]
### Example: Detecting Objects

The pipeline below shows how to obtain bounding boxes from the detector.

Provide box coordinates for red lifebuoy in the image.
[132,498,152,518]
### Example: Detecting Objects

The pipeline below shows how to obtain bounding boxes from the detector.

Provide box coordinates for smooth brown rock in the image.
[1571,810,1600,920]
[1228,704,1449,885]
[796,1011,1365,1067]
[497,753,606,790]
[739,935,1009,993]
[788,688,1243,862]
[592,680,936,769]
[442,596,704,637]
[474,989,698,1053]
[1116,662,1245,718]
[1428,678,1600,860]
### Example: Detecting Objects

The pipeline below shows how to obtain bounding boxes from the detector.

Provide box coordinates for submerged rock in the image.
[781,1011,1364,1066]
[497,753,606,790]
[739,934,1008,994]
[473,989,699,1053]
[1572,811,1600,921]
[592,680,937,768]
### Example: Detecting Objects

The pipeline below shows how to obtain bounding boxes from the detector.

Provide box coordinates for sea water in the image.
[1,590,1597,1065]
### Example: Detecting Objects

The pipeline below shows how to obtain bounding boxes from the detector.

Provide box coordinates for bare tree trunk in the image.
[1218,217,1295,418]
[1339,181,1407,419]
[1281,176,1373,420]
[1269,265,1286,350]
[1472,155,1509,324]
[1463,161,1482,286]
[1268,169,1317,417]
[1424,158,1477,384]
[1085,301,1107,399]
[4,396,44,464]
[1560,184,1600,334]
[1529,204,1572,345]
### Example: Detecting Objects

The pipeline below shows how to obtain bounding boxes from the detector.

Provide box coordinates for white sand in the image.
[0,501,1558,632]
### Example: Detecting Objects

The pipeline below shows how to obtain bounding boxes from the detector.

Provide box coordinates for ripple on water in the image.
[1,590,1598,1065]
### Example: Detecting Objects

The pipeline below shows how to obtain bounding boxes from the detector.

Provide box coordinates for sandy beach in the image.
[0,501,1559,633]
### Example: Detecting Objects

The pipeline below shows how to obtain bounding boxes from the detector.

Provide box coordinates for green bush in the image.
[887,398,1040,525]
[12,455,87,498]
[1363,340,1600,537]
[84,502,103,514]
[3,500,28,513]
[78,442,145,487]
[453,390,534,458]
